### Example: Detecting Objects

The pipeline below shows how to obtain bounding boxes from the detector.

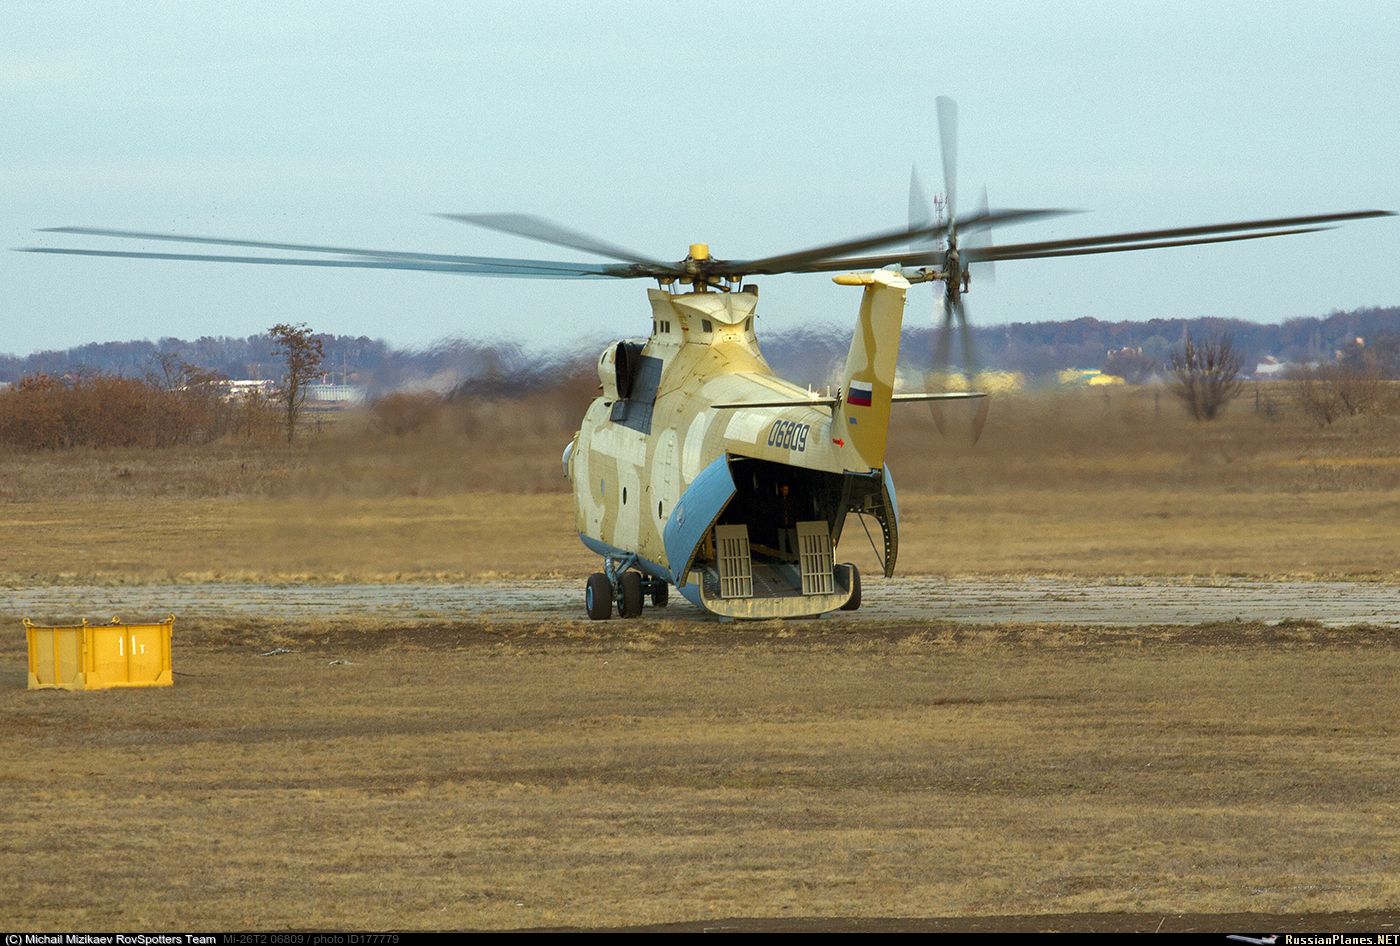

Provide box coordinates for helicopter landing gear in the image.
[586,572,612,621]
[618,571,643,619]
[586,553,669,620]
[840,563,861,611]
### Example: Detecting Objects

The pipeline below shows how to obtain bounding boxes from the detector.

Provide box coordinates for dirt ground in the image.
[5,615,1399,932]
[608,910,1398,933]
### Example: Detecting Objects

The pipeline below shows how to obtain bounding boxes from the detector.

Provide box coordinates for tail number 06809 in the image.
[766,419,808,453]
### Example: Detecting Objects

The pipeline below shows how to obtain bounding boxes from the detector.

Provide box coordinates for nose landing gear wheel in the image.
[586,572,613,620]
[650,581,668,608]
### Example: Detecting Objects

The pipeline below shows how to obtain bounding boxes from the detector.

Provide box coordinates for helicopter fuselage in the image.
[567,276,908,619]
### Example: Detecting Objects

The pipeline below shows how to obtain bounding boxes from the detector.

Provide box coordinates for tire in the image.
[619,570,644,618]
[586,572,613,620]
[840,563,861,611]
[650,580,669,608]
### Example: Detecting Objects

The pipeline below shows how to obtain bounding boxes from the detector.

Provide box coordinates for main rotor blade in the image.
[738,207,1072,275]
[936,96,958,221]
[758,218,1363,275]
[436,212,669,267]
[965,210,1393,263]
[23,225,657,277]
[31,211,1068,283]
[17,246,634,278]
[37,225,489,262]
[978,226,1337,262]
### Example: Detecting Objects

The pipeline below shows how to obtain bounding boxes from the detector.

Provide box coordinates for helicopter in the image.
[19,98,1392,620]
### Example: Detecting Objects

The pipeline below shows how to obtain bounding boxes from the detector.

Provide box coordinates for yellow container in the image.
[24,615,174,690]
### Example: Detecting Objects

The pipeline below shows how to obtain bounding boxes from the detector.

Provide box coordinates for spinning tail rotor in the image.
[917,96,990,441]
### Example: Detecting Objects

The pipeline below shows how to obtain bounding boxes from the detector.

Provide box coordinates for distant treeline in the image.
[4,305,1399,394]
[756,305,1400,386]
[0,335,568,398]
[909,305,1400,379]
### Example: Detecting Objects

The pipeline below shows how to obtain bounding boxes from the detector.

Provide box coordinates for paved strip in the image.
[861,577,1399,627]
[4,577,1397,626]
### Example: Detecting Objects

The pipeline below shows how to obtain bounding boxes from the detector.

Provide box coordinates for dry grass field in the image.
[3,617,1399,930]
[1,383,1397,584]
[3,383,1399,930]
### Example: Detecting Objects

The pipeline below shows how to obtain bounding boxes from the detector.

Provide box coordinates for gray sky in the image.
[5,0,1398,358]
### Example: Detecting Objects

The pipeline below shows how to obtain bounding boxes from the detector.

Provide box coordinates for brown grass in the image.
[296,393,581,498]
[887,382,1400,494]
[0,384,1397,583]
[0,370,280,451]
[3,617,1398,929]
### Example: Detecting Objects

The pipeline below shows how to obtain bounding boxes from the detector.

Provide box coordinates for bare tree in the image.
[1291,356,1389,426]
[269,323,325,444]
[1169,330,1243,420]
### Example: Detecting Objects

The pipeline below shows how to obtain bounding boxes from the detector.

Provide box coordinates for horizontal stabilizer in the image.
[891,391,986,402]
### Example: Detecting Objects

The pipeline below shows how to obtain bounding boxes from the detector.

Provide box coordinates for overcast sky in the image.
[5,0,1398,358]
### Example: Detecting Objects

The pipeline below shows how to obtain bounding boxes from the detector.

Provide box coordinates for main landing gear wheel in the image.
[586,572,612,621]
[840,563,862,611]
[619,570,644,619]
[650,581,668,608]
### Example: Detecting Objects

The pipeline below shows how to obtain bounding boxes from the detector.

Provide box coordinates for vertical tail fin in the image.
[834,269,910,470]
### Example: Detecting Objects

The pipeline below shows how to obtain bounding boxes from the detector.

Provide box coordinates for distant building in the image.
[222,379,276,400]
[305,383,367,405]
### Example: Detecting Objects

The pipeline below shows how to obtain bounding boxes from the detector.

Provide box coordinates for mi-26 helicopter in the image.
[21,98,1391,620]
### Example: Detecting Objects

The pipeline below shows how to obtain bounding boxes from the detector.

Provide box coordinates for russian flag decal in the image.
[848,380,873,407]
